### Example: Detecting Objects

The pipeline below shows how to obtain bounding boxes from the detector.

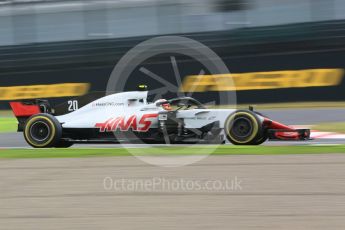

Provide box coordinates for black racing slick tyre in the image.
[23,114,62,148]
[224,110,266,145]
[55,140,74,148]
[252,135,268,145]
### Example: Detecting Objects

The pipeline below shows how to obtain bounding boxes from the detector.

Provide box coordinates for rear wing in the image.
[9,100,51,132]
[9,92,109,131]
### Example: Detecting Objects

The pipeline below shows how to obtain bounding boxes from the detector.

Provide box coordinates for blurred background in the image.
[2,3,345,229]
[1,0,345,108]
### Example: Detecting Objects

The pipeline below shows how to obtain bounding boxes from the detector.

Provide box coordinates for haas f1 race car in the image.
[9,88,311,148]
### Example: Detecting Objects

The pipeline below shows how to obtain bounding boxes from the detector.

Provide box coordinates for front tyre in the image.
[224,110,265,145]
[23,114,62,148]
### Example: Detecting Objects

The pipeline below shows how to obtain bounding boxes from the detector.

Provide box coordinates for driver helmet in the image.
[155,99,172,111]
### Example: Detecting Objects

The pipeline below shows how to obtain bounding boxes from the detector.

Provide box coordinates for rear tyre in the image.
[23,114,62,148]
[224,110,266,145]
[55,140,74,148]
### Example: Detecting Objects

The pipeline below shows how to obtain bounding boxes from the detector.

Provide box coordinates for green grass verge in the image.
[312,122,345,133]
[1,145,345,159]
[0,110,13,117]
[0,117,17,133]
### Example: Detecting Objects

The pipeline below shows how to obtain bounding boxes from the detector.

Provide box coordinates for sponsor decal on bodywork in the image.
[95,114,158,132]
[91,102,125,107]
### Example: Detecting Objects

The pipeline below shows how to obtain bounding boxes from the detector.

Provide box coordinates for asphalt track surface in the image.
[258,108,345,125]
[2,154,345,229]
[0,132,344,148]
[1,108,345,229]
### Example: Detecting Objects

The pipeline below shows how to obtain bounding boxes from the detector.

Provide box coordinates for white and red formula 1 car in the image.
[10,87,311,148]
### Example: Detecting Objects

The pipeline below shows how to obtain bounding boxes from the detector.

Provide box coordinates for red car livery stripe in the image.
[274,131,300,140]
[95,114,158,132]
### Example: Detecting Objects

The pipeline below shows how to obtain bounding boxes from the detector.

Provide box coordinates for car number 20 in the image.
[68,100,79,111]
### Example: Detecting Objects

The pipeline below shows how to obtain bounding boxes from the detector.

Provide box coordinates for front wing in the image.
[268,129,311,141]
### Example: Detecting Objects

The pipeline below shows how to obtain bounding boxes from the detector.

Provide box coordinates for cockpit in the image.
[155,97,206,111]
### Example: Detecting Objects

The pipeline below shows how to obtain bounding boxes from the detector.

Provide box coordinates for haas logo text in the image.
[95,114,158,132]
